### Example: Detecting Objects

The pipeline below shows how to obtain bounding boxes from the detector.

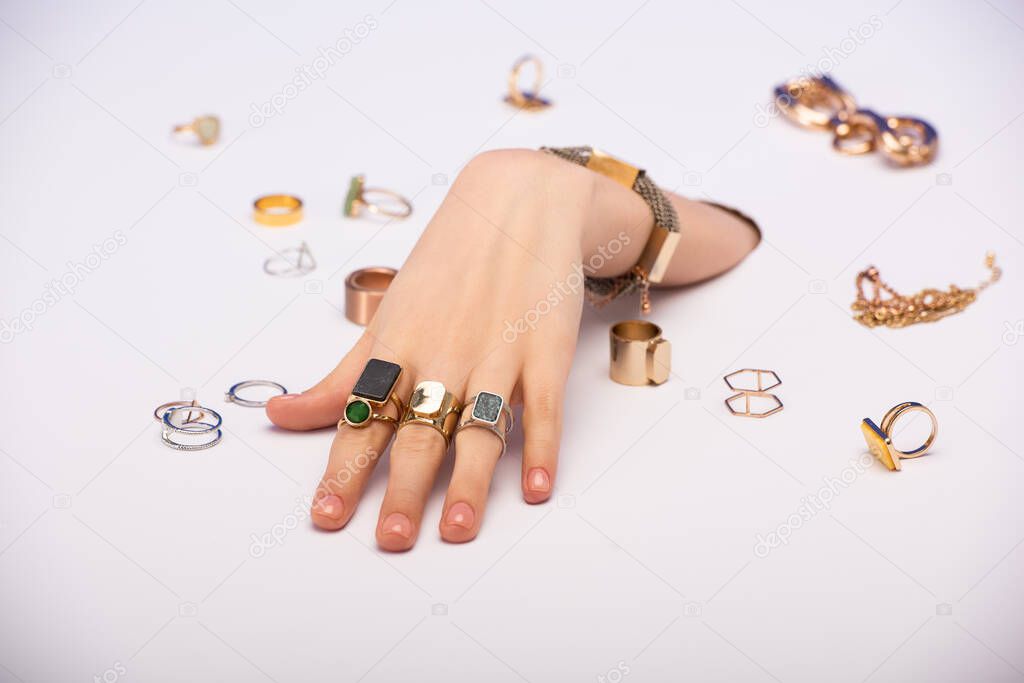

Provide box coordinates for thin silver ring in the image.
[454,393,514,457]
[263,242,316,277]
[225,380,287,407]
[163,404,222,433]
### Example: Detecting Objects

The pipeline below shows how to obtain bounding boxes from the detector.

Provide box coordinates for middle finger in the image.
[376,373,464,551]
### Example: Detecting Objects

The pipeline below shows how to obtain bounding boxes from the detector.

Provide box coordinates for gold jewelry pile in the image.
[852,253,1001,328]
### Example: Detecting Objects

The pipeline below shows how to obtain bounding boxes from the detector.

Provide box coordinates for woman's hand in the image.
[266,148,759,550]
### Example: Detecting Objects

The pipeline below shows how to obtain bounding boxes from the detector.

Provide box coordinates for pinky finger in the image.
[520,371,565,504]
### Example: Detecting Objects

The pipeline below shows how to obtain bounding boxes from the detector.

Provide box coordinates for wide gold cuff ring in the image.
[344,174,413,219]
[609,320,670,386]
[173,115,220,146]
[861,402,938,471]
[504,55,551,111]
[454,392,514,456]
[723,369,784,418]
[341,359,405,431]
[254,194,304,227]
[345,266,397,326]
[399,381,462,446]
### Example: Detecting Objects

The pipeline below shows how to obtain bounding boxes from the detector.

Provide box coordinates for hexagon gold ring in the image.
[860,402,938,471]
[341,359,405,431]
[723,369,783,418]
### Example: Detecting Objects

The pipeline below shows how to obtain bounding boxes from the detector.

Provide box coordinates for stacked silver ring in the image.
[161,404,223,451]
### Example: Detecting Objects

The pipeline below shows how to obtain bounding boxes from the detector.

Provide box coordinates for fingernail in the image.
[445,502,475,529]
[273,393,300,401]
[527,468,551,493]
[314,494,344,520]
[382,512,412,539]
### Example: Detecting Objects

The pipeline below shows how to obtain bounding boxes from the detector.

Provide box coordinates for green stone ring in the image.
[340,359,404,430]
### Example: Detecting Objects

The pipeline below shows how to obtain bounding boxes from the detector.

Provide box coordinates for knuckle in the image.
[525,387,563,425]
[393,426,445,460]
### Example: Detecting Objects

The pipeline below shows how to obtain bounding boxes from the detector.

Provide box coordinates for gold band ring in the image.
[861,401,938,471]
[254,194,303,227]
[399,381,462,446]
[504,55,551,111]
[344,175,412,219]
[344,267,397,326]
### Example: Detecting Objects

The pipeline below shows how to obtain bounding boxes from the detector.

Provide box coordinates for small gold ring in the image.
[861,402,938,471]
[254,194,303,227]
[341,359,405,431]
[399,381,462,447]
[609,320,671,386]
[172,115,220,146]
[504,55,551,111]
[773,75,856,130]
[831,109,884,156]
[878,116,938,166]
[344,175,412,219]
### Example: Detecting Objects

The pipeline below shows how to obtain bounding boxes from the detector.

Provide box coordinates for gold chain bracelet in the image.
[852,253,1001,328]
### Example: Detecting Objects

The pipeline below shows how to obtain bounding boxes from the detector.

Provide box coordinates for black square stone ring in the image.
[454,392,514,456]
[340,359,405,431]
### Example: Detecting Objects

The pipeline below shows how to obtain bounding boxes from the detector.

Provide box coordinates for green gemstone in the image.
[345,400,370,424]
[343,175,364,217]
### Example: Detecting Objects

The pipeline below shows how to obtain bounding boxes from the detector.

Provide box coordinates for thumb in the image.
[265,335,373,431]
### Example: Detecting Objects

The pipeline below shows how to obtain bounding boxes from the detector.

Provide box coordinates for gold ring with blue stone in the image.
[454,392,514,457]
[398,381,462,446]
[341,359,405,431]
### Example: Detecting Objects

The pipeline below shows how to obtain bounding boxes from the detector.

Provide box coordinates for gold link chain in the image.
[851,253,1001,328]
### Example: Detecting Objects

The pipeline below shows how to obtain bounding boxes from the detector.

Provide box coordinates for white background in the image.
[1,1,1023,681]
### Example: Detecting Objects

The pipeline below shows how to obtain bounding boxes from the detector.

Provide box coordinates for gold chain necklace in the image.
[852,253,1001,328]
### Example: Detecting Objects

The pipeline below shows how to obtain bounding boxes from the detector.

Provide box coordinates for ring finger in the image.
[441,364,519,542]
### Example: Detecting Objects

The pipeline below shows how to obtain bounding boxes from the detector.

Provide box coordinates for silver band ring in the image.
[225,380,288,407]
